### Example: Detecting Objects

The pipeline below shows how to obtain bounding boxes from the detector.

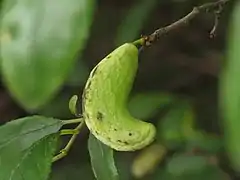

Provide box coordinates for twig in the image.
[52,119,85,162]
[140,0,231,46]
[210,3,223,38]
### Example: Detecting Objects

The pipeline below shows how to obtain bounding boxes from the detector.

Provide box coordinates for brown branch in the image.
[143,0,231,46]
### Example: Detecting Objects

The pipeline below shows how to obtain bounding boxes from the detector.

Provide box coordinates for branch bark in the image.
[139,0,231,46]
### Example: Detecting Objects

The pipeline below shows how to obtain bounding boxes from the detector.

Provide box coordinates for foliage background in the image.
[0,0,238,179]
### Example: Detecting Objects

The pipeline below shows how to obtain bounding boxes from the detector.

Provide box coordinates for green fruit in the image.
[82,43,156,151]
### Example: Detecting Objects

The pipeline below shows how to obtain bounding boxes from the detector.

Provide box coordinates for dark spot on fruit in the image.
[117,139,129,145]
[107,136,111,141]
[123,141,129,145]
[129,133,132,136]
[97,112,103,121]
[107,55,111,59]
[114,128,117,131]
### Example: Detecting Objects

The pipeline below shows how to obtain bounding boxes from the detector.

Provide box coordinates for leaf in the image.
[0,116,63,150]
[114,154,132,180]
[0,115,63,179]
[128,92,174,119]
[220,2,240,171]
[0,134,59,180]
[0,0,95,110]
[186,132,223,154]
[167,154,209,176]
[88,134,119,180]
[115,0,157,45]
[157,101,194,149]
[165,153,230,180]
[152,163,229,180]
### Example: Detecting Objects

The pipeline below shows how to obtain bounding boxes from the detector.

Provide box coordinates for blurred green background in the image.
[0,0,239,179]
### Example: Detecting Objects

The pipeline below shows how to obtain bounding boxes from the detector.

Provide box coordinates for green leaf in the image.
[157,101,194,149]
[115,0,157,45]
[0,0,95,110]
[88,134,119,180]
[167,154,209,176]
[0,116,63,179]
[0,116,63,150]
[186,132,223,154]
[114,153,132,180]
[152,164,229,180]
[165,153,229,180]
[0,134,59,180]
[220,1,240,171]
[128,92,174,119]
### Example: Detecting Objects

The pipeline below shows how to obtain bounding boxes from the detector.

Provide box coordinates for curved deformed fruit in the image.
[82,43,156,151]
